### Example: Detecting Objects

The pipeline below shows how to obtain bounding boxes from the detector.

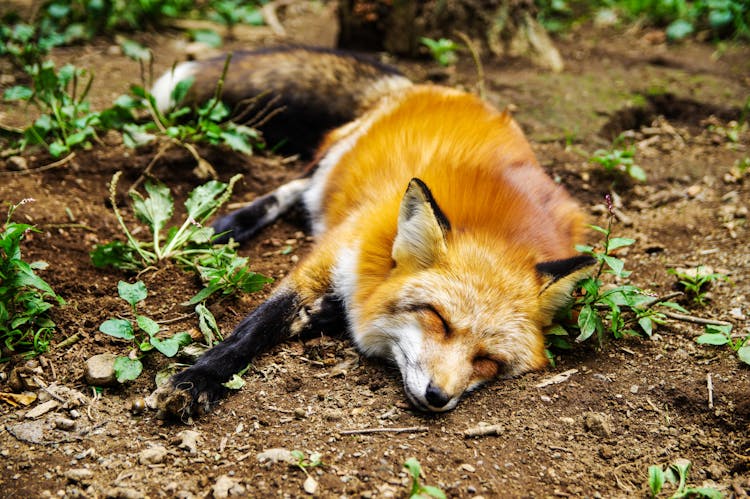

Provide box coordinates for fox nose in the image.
[425,382,451,408]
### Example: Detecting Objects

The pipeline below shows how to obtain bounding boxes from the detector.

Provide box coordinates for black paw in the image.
[155,366,229,420]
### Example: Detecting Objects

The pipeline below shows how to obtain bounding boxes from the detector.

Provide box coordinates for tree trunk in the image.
[337,0,564,72]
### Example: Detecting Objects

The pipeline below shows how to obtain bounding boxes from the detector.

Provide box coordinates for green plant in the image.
[648,458,722,498]
[548,196,683,350]
[90,172,272,304]
[99,280,192,382]
[3,61,100,157]
[590,147,646,182]
[404,458,446,499]
[696,323,750,365]
[105,54,262,172]
[0,199,66,358]
[420,37,461,67]
[667,266,727,306]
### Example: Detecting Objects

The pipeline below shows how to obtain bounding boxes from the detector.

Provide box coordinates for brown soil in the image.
[1,20,750,499]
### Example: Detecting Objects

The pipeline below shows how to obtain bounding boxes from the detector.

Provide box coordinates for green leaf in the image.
[113,356,143,383]
[119,38,151,61]
[48,141,69,158]
[628,164,647,182]
[90,240,141,270]
[130,181,174,235]
[3,85,33,101]
[221,130,254,154]
[420,485,447,499]
[736,344,750,365]
[695,334,729,346]
[195,303,222,344]
[118,280,147,307]
[404,458,422,481]
[638,317,653,336]
[189,28,222,48]
[606,237,635,252]
[170,76,195,106]
[666,19,694,41]
[222,374,245,390]
[150,332,192,358]
[183,285,216,306]
[659,301,689,314]
[576,304,598,342]
[602,255,625,277]
[99,319,134,340]
[136,314,160,336]
[705,324,733,336]
[648,465,664,497]
[185,180,228,222]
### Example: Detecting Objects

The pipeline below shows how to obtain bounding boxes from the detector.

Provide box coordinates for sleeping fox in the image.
[152,47,593,417]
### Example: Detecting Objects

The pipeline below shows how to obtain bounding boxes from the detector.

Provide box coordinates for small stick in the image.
[157,313,195,325]
[706,373,714,409]
[454,30,486,100]
[0,152,76,176]
[662,311,732,327]
[463,424,504,438]
[55,333,81,350]
[340,426,428,435]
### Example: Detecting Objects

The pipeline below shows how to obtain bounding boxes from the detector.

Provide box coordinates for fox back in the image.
[153,48,593,417]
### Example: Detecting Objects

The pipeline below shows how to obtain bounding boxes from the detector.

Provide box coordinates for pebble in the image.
[629,385,639,394]
[104,486,142,499]
[139,445,168,465]
[65,468,94,484]
[176,430,202,454]
[54,417,76,431]
[25,400,59,419]
[583,412,613,437]
[84,353,117,386]
[460,463,476,473]
[212,475,246,498]
[7,156,28,171]
[303,476,318,494]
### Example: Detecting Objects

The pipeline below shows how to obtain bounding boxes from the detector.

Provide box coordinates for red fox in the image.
[153,47,593,417]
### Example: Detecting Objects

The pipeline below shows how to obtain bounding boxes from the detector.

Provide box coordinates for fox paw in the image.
[154,367,228,420]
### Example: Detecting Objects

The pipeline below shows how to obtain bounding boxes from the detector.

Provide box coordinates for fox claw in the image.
[154,368,228,420]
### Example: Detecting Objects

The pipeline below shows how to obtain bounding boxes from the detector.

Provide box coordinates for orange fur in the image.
[282,84,589,410]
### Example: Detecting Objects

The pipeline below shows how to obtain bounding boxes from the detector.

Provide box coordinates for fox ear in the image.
[536,255,596,324]
[392,178,451,269]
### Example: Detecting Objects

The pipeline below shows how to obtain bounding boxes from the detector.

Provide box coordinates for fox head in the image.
[355,178,594,412]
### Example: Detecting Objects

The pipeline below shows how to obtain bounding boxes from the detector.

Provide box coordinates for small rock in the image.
[7,156,28,171]
[583,412,613,437]
[559,417,575,425]
[729,307,746,320]
[104,486,143,499]
[65,468,94,484]
[139,445,168,465]
[54,417,76,431]
[460,463,476,473]
[212,475,246,498]
[257,448,295,465]
[630,385,639,394]
[85,353,117,386]
[130,398,146,414]
[25,400,59,419]
[303,476,318,495]
[176,430,202,454]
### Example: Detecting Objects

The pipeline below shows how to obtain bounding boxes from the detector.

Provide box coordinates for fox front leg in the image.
[156,286,343,419]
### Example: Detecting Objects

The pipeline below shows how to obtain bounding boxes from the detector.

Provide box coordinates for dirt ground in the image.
[1,14,749,499]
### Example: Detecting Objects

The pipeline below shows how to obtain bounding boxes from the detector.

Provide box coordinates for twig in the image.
[662,311,732,327]
[0,152,76,176]
[535,368,578,388]
[130,141,171,193]
[454,31,486,100]
[157,313,195,325]
[55,333,81,350]
[340,426,429,435]
[707,373,714,409]
[31,377,67,404]
[463,424,504,438]
[262,0,294,36]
